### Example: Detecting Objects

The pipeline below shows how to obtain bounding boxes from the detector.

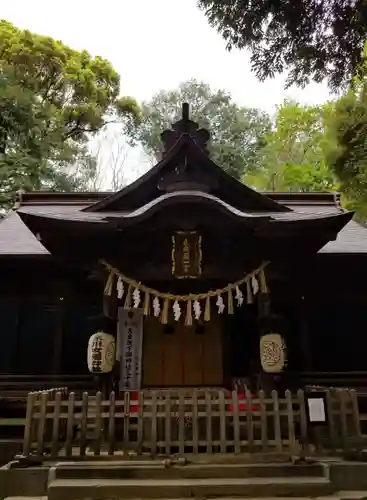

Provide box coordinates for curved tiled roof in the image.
[17,190,350,226]
[0,102,360,257]
[16,189,353,256]
[19,191,259,224]
[0,190,362,256]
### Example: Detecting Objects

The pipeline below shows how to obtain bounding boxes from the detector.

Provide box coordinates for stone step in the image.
[48,476,334,500]
[335,493,367,500]
[5,496,367,500]
[4,497,47,500]
[51,462,326,480]
[5,488,367,500]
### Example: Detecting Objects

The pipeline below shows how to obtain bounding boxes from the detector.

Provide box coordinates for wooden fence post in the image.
[79,392,89,456]
[338,389,349,452]
[271,390,282,452]
[36,391,48,457]
[325,389,337,450]
[285,390,296,454]
[108,391,116,456]
[350,389,363,451]
[65,392,75,457]
[219,390,227,453]
[123,391,130,447]
[94,391,103,456]
[259,390,268,452]
[245,389,254,451]
[23,392,35,456]
[297,389,309,456]
[232,390,240,454]
[150,391,158,455]
[51,391,62,458]
[178,392,185,455]
[192,390,199,454]
[164,391,172,455]
[205,391,213,454]
[137,391,144,453]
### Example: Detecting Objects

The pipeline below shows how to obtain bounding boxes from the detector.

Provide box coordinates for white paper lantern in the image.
[260,333,287,373]
[87,332,116,374]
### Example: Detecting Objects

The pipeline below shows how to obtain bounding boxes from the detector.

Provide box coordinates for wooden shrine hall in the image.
[0,102,367,395]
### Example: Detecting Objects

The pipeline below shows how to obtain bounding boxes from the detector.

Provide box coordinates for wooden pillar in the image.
[11,298,23,373]
[299,295,312,372]
[221,315,232,390]
[102,272,119,393]
[52,299,65,375]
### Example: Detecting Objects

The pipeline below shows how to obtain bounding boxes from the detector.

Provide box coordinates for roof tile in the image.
[0,211,49,255]
[0,191,364,255]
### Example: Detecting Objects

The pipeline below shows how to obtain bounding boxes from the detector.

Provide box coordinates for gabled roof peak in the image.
[83,102,290,214]
[160,102,210,157]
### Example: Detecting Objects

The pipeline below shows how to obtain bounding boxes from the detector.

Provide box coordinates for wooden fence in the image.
[0,387,68,440]
[21,387,363,459]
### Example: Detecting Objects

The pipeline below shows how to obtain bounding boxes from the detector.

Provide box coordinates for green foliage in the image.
[245,100,337,192]
[198,0,367,90]
[126,79,271,180]
[326,43,367,218]
[0,20,139,208]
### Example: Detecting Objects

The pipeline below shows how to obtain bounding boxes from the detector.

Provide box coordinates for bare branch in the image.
[88,123,129,191]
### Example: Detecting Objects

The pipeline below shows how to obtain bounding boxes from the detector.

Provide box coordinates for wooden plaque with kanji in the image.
[172,231,202,279]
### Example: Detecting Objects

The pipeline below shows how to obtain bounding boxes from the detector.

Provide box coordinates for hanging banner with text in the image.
[118,308,143,391]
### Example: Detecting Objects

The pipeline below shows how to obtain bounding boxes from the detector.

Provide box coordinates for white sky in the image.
[0,0,333,185]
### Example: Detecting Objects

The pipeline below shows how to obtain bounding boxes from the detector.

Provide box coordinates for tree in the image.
[198,0,367,90]
[245,100,337,192]
[89,124,129,192]
[126,80,271,180]
[0,21,139,208]
[326,43,367,217]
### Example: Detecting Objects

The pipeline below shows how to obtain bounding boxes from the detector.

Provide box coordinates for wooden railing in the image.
[0,374,94,398]
[0,377,94,440]
[300,371,367,391]
[21,388,363,459]
[0,387,68,435]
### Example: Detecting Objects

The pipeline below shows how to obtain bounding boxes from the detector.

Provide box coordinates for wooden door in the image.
[143,316,223,387]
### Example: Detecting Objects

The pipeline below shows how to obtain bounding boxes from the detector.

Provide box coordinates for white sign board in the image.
[307,397,326,423]
[118,308,143,391]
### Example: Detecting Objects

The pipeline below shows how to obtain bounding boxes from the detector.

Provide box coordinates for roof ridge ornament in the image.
[160,102,210,156]
[182,102,189,121]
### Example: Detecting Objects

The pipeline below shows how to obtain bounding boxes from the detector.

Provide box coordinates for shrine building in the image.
[0,103,366,394]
